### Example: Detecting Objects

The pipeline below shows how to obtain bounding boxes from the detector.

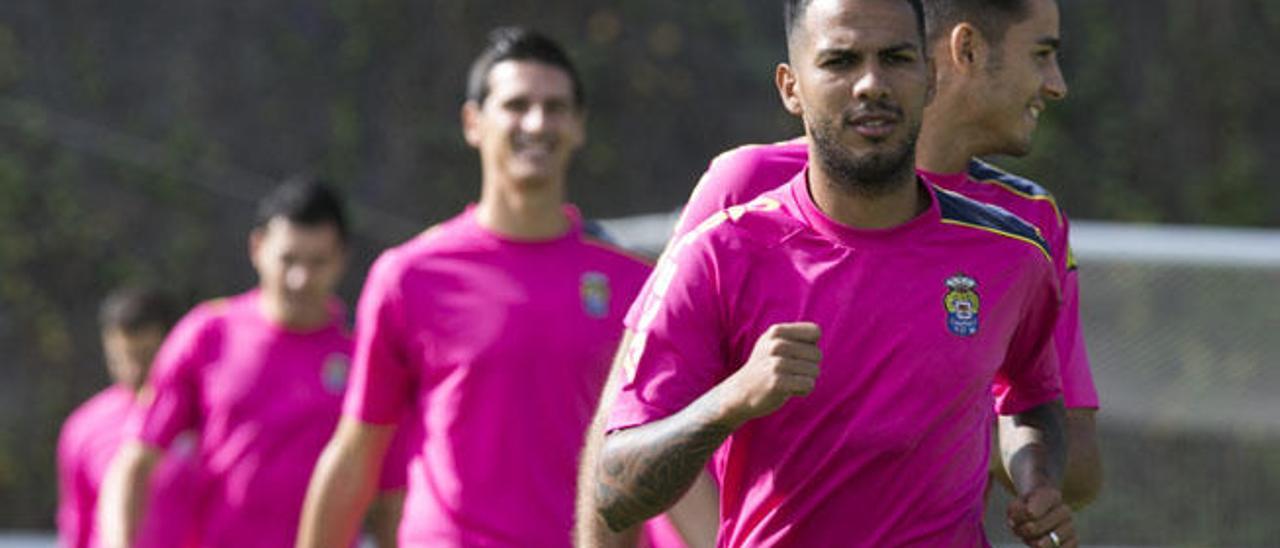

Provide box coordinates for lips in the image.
[847,109,901,141]
[512,134,558,161]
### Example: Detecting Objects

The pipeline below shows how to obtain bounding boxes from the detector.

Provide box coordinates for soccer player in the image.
[294,28,652,547]
[586,0,1077,546]
[57,287,200,548]
[660,0,1102,511]
[97,179,404,548]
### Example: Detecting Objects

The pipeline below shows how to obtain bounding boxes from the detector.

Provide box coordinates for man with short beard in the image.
[581,0,1077,546]
[636,0,1102,516]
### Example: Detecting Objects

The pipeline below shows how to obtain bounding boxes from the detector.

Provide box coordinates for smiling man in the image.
[584,0,1077,546]
[294,28,652,548]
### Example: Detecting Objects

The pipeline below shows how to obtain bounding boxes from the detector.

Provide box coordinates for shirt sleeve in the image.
[343,250,417,425]
[55,414,90,548]
[608,234,731,431]
[1054,217,1100,409]
[132,308,213,449]
[375,415,418,491]
[993,257,1064,415]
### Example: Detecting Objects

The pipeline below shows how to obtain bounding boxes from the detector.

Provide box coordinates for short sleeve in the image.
[608,235,730,431]
[1053,218,1099,409]
[376,415,419,491]
[343,251,416,425]
[132,308,213,449]
[992,259,1064,415]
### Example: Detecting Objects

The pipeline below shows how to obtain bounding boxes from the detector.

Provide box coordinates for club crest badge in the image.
[322,353,351,394]
[580,271,611,319]
[944,274,980,337]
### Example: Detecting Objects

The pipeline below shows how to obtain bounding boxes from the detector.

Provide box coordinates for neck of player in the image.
[476,175,571,240]
[260,294,331,331]
[915,96,983,174]
[808,167,928,230]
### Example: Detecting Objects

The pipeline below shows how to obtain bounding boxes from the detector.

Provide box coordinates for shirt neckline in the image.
[788,168,941,249]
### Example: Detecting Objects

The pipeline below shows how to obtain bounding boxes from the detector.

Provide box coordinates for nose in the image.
[285,265,311,291]
[521,105,548,133]
[1043,62,1069,101]
[853,65,891,103]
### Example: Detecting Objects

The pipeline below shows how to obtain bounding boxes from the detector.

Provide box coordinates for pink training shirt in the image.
[131,290,385,548]
[57,385,201,548]
[343,205,651,547]
[662,139,1098,408]
[609,173,1063,547]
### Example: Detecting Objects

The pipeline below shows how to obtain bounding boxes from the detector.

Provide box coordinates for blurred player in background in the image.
[57,286,201,548]
[97,179,405,548]
[294,26,700,547]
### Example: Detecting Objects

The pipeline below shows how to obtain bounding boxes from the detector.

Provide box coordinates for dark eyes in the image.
[822,54,856,68]
[822,51,916,69]
[502,99,569,114]
[883,52,916,65]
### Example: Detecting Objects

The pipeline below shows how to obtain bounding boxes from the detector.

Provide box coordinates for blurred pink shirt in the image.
[57,385,201,548]
[131,290,378,547]
[343,205,651,547]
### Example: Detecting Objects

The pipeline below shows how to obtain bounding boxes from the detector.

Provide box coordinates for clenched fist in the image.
[720,322,822,426]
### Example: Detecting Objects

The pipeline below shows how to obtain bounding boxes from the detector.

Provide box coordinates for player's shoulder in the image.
[967,158,1056,199]
[676,189,804,257]
[60,387,128,444]
[178,295,238,332]
[368,214,469,277]
[934,186,1053,264]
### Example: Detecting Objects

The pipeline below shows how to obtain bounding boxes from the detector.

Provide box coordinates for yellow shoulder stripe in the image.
[974,177,1064,229]
[939,218,1053,264]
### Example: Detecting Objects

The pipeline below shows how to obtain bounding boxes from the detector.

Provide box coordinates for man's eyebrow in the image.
[883,41,918,52]
[1038,37,1061,50]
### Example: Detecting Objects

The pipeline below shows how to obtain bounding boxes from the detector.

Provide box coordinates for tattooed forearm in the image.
[595,388,735,532]
[999,399,1067,494]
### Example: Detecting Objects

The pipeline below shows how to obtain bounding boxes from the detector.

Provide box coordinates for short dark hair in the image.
[254,176,349,242]
[99,286,179,332]
[785,0,927,49]
[923,0,1033,46]
[465,26,585,108]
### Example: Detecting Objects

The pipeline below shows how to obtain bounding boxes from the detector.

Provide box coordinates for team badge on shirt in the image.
[321,353,351,394]
[944,274,981,337]
[580,271,611,318]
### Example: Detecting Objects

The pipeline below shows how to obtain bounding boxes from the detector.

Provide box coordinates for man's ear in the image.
[247,227,264,269]
[949,23,988,75]
[776,63,804,116]
[461,100,482,147]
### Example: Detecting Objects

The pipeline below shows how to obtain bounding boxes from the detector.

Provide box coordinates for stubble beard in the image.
[808,113,920,199]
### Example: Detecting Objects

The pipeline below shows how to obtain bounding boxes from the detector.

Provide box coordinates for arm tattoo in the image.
[595,389,733,532]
